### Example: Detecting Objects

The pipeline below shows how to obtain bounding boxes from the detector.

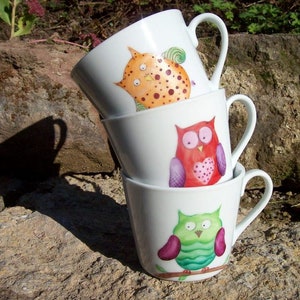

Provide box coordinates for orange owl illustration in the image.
[169,117,226,187]
[116,47,191,110]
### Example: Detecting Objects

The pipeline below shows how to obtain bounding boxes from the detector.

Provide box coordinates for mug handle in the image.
[187,13,228,89]
[233,169,273,244]
[226,94,257,167]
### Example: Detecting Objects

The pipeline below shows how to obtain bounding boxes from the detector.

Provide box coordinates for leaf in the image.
[0,0,11,25]
[290,12,300,27]
[193,4,211,14]
[155,264,167,273]
[13,15,36,37]
[135,101,146,111]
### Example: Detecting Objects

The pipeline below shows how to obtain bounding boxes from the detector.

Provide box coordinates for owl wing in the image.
[162,47,186,64]
[214,227,226,256]
[169,157,186,187]
[216,143,226,176]
[158,235,181,260]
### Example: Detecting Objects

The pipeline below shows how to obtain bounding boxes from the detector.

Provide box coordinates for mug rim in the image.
[102,88,226,122]
[123,162,245,192]
[71,9,182,74]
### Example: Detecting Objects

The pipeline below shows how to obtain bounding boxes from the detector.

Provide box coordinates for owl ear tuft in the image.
[175,125,183,135]
[214,205,222,216]
[115,81,123,87]
[178,210,185,222]
[209,116,216,124]
[128,47,140,59]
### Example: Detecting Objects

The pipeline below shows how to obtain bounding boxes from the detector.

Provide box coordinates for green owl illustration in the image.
[158,207,226,271]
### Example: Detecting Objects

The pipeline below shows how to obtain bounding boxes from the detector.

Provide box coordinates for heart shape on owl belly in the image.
[193,157,215,184]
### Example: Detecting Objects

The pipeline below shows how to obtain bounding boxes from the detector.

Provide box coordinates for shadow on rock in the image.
[0,116,140,271]
[0,116,67,206]
[17,174,141,272]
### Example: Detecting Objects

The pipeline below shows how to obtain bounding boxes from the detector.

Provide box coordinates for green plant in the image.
[239,3,300,34]
[287,12,300,33]
[239,3,282,34]
[0,0,45,39]
[193,0,240,32]
[192,0,300,34]
[193,0,237,21]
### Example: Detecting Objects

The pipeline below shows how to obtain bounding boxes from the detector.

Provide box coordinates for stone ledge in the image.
[0,172,299,298]
[0,34,299,189]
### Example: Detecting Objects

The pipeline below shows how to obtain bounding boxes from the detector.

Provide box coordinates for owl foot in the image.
[183,270,192,275]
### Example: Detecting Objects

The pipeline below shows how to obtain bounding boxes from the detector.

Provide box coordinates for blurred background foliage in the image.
[1,0,299,43]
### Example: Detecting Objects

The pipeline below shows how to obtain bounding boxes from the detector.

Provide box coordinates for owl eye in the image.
[201,220,211,229]
[199,126,212,144]
[133,79,141,86]
[182,131,198,149]
[139,63,147,71]
[185,222,196,231]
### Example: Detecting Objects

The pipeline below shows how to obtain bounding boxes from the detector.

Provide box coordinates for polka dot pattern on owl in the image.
[116,47,192,110]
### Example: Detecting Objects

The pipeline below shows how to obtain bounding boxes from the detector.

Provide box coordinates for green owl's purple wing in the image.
[169,157,186,187]
[214,227,226,256]
[216,143,226,176]
[158,235,181,260]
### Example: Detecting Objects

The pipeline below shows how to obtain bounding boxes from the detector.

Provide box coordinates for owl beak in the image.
[198,145,203,152]
[195,230,202,238]
[144,74,154,81]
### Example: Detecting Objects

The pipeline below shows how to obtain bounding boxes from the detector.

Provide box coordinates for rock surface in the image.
[199,34,300,189]
[225,34,299,189]
[0,34,299,187]
[0,172,299,299]
[0,40,115,179]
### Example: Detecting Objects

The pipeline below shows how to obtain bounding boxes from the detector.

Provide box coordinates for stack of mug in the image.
[72,10,273,282]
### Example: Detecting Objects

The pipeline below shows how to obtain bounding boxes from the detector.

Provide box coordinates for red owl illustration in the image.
[169,117,226,187]
[116,47,191,110]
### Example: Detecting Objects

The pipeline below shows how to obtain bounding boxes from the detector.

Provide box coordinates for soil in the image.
[1,0,297,47]
[0,1,212,44]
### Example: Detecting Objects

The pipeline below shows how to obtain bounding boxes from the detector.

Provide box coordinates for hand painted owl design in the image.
[157,208,226,271]
[116,47,191,110]
[169,117,226,187]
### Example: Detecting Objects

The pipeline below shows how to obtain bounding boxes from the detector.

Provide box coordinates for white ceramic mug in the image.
[71,10,228,118]
[122,162,273,282]
[102,89,256,187]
